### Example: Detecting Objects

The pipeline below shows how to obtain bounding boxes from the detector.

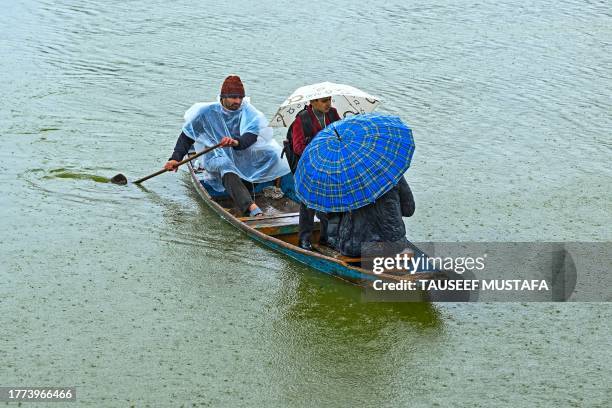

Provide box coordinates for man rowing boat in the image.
[164,75,290,217]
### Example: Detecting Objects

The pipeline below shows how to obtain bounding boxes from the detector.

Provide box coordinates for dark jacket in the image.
[327,178,415,257]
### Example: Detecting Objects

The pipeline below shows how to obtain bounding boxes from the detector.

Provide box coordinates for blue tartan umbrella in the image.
[294,113,415,212]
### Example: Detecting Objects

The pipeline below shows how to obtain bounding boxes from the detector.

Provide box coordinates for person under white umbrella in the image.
[270,82,381,250]
[269,82,381,128]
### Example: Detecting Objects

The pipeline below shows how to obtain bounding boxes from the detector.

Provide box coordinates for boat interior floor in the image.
[237,212,369,266]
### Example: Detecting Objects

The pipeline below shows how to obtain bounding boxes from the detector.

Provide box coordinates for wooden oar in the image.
[111,143,223,185]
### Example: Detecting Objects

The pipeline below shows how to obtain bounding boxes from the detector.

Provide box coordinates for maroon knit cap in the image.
[220,75,245,97]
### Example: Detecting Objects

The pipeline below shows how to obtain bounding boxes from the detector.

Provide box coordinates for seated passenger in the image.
[286,96,341,251]
[327,177,415,257]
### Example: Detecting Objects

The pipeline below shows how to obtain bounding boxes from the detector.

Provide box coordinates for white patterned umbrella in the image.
[269,82,381,127]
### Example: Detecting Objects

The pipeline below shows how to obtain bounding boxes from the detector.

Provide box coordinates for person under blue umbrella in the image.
[326,177,415,257]
[295,113,416,257]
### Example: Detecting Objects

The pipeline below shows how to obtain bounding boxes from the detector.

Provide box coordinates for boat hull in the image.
[187,162,455,300]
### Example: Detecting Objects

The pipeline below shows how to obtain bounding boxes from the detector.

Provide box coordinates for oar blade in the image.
[111,173,128,185]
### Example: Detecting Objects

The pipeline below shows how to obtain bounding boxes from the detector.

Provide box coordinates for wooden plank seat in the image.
[241,212,320,236]
[239,212,301,222]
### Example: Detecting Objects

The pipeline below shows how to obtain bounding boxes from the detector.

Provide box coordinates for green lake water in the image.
[1,0,611,406]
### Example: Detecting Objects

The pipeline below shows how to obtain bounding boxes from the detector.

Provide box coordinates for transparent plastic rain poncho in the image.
[182,100,290,192]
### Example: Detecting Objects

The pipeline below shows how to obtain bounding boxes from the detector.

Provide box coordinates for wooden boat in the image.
[187,160,455,300]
